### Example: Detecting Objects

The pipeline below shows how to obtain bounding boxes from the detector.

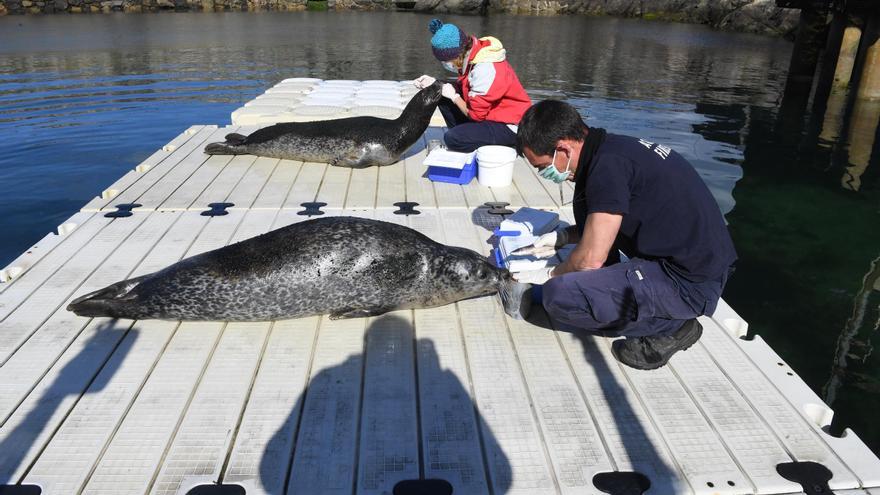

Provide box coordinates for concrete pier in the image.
[819,23,863,146]
[843,12,880,190]
[783,0,879,177]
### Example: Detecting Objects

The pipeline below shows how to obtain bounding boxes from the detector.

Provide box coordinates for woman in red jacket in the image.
[414,19,532,153]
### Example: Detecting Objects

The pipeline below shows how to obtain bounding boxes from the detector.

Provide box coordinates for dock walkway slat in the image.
[2,81,879,495]
[83,126,219,213]
[222,317,320,495]
[79,126,206,213]
[556,331,690,493]
[666,338,806,493]
[0,215,145,362]
[357,311,420,495]
[71,212,229,494]
[0,212,180,429]
[286,316,367,495]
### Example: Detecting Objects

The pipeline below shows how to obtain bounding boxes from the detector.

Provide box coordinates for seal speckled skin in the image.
[67,217,531,321]
[203,82,443,168]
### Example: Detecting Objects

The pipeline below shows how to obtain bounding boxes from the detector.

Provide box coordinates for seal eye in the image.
[477,269,487,280]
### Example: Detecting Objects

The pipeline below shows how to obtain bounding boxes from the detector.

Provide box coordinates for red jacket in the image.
[458,36,532,125]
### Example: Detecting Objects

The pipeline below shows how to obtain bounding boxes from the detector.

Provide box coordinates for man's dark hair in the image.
[516,100,587,156]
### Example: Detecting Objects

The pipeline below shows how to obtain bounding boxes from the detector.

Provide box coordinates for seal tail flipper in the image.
[67,276,146,318]
[224,132,248,145]
[204,142,246,155]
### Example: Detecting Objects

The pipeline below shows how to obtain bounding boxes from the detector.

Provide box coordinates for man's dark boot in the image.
[611,319,703,370]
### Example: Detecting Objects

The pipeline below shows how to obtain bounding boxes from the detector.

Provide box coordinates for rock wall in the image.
[0,0,319,13]
[0,0,799,37]
[417,0,800,36]
[0,0,385,12]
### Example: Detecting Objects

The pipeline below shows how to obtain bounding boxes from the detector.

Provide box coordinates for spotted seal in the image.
[203,82,442,168]
[67,216,531,321]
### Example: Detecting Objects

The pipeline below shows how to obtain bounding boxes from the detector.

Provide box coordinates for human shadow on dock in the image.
[526,305,685,494]
[0,321,135,484]
[258,314,512,495]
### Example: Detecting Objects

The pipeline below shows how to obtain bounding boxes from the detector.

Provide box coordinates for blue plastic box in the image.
[427,158,477,185]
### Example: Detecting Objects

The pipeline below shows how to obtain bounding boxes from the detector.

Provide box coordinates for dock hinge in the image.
[777,461,835,494]
[104,203,142,218]
[393,479,453,495]
[593,471,651,495]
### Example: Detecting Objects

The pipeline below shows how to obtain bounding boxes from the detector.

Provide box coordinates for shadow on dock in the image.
[527,306,683,494]
[0,321,136,484]
[259,314,512,494]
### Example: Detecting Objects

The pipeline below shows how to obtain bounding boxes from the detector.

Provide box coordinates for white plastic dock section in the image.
[1,82,880,495]
[230,78,447,127]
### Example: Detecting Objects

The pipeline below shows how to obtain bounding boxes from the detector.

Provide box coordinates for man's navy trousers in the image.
[542,258,730,337]
[437,98,516,153]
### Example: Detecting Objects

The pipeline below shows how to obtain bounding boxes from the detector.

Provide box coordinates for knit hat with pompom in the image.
[429,19,467,61]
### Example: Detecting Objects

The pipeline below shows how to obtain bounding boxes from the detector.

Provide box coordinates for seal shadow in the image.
[258,314,512,494]
[0,321,136,484]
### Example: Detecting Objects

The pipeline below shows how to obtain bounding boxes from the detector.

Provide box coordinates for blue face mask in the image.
[441,60,458,73]
[538,149,571,184]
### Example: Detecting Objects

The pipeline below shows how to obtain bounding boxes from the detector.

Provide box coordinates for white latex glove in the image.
[413,75,436,89]
[441,83,460,100]
[512,267,554,285]
[512,229,569,258]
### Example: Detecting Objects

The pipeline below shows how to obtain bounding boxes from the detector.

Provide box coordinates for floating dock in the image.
[1,80,879,495]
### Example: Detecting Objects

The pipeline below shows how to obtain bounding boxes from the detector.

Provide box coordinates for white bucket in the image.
[476,145,516,187]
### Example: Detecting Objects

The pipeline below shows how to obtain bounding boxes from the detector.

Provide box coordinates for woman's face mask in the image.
[441,60,458,73]
[538,148,572,183]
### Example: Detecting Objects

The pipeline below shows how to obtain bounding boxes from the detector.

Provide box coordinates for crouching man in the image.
[513,100,737,370]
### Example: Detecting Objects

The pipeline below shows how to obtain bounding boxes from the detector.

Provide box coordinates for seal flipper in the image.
[204,132,251,155]
[67,275,147,318]
[224,133,248,145]
[204,142,246,155]
[329,306,394,320]
[331,147,370,168]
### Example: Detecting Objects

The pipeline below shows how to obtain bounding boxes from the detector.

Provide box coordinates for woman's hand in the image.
[441,83,460,100]
[413,75,436,89]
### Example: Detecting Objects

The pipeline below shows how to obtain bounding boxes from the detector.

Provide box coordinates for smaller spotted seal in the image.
[67,216,531,321]
[203,82,442,168]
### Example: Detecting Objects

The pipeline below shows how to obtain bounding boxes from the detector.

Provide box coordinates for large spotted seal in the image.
[67,216,531,321]
[203,82,442,168]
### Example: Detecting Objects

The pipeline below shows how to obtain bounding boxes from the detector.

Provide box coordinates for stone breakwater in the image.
[0,0,798,37]
[0,0,312,14]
